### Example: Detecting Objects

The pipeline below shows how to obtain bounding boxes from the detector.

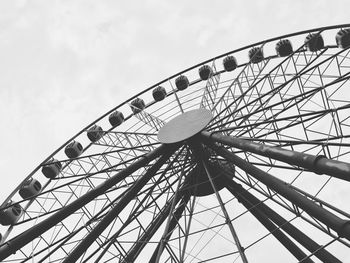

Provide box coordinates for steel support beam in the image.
[149,194,190,263]
[225,181,315,263]
[89,147,189,263]
[225,180,342,263]
[189,139,249,263]
[116,150,191,263]
[0,144,174,261]
[62,145,178,263]
[201,131,350,181]
[150,154,192,263]
[122,193,190,263]
[202,159,249,263]
[201,139,350,241]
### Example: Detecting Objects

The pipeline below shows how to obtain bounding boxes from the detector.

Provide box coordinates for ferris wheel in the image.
[1,24,350,262]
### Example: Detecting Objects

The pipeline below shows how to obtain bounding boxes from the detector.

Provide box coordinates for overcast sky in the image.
[1,0,350,251]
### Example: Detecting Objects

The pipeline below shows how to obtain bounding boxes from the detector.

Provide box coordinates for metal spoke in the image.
[202,140,350,241]
[190,140,249,263]
[226,181,315,263]
[201,131,350,181]
[62,144,180,262]
[151,151,190,263]
[0,144,172,261]
[92,148,192,262]
[225,179,341,263]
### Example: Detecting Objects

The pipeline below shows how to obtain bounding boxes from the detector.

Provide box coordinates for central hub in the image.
[158,109,234,197]
[184,161,235,196]
[158,109,212,144]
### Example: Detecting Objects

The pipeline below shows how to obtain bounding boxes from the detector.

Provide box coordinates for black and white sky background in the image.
[0,2,349,261]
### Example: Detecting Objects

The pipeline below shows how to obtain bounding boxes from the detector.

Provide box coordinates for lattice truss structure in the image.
[1,25,350,263]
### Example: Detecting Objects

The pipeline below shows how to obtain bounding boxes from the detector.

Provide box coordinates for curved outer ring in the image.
[2,23,350,208]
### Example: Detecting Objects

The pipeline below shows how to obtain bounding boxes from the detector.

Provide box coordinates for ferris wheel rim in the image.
[4,24,350,205]
[1,23,350,262]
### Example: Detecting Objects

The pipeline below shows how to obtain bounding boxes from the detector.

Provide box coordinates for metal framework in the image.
[1,24,350,262]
